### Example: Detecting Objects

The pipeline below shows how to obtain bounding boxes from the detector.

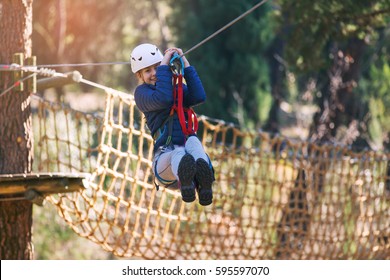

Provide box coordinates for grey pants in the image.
[152,136,209,189]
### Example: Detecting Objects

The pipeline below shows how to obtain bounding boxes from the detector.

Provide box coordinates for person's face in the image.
[138,63,159,85]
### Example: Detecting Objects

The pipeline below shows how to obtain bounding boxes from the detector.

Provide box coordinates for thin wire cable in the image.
[0,0,270,97]
[182,0,270,57]
[0,67,67,97]
[1,61,131,69]
[33,61,131,68]
[0,73,36,98]
[0,0,270,70]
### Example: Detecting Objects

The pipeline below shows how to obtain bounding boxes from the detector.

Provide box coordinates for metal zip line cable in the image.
[0,68,67,97]
[0,0,271,97]
[0,61,131,69]
[182,0,270,57]
[30,61,131,68]
[0,0,268,96]
[0,0,270,70]
[0,73,36,98]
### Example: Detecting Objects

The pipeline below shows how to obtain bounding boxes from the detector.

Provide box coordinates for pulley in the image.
[169,52,185,75]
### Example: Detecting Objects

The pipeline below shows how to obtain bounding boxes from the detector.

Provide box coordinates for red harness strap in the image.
[171,74,198,137]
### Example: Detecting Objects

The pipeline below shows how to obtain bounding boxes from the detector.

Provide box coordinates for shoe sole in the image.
[195,158,214,206]
[178,154,196,203]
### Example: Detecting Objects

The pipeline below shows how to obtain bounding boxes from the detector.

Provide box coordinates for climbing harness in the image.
[153,53,199,144]
[169,53,198,138]
[153,53,200,190]
[153,145,178,191]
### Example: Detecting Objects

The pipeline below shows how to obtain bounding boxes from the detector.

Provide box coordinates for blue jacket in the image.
[134,65,206,152]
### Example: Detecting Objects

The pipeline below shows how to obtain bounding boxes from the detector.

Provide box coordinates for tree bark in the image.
[0,0,34,260]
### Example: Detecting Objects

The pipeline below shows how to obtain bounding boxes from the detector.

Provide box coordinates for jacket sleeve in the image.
[183,66,206,108]
[134,65,174,113]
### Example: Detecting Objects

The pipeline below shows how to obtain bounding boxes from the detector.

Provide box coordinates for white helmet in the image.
[130,43,163,73]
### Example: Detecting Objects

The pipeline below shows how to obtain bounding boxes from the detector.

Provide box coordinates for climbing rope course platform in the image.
[28,80,390,260]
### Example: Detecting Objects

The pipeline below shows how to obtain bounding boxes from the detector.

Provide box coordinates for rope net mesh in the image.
[31,88,390,260]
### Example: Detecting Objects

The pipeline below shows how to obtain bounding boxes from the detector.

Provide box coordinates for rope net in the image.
[31,87,390,260]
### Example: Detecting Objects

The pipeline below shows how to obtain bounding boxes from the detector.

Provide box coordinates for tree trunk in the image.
[263,33,285,134]
[309,38,368,148]
[0,0,34,260]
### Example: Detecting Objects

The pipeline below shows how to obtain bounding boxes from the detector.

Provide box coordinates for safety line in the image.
[0,0,270,97]
[182,0,270,57]
[1,61,131,69]
[0,67,67,97]
[0,0,270,70]
[0,73,36,98]
[30,61,131,68]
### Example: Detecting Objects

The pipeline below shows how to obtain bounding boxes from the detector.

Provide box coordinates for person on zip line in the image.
[130,43,214,206]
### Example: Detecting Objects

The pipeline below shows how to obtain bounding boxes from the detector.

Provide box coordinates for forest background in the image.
[19,0,390,259]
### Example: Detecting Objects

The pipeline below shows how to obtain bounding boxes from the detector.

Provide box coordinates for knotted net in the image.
[31,86,390,259]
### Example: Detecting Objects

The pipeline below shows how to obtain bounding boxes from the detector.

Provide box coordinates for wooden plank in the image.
[0,172,89,197]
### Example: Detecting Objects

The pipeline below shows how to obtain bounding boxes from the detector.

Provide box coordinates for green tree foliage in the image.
[357,26,390,148]
[278,0,390,71]
[168,0,275,127]
[275,0,390,147]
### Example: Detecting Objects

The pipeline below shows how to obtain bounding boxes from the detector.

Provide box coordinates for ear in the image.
[136,72,144,82]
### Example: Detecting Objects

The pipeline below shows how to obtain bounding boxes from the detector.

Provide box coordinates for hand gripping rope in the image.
[169,53,198,138]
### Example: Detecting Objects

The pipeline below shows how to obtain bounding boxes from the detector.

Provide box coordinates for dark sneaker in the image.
[195,158,214,206]
[178,154,196,203]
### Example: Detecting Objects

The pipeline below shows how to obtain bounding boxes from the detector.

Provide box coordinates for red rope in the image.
[171,74,198,137]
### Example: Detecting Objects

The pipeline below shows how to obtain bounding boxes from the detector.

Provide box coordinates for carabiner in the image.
[169,52,185,75]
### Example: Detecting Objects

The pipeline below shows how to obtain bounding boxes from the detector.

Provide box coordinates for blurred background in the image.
[29,0,390,259]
